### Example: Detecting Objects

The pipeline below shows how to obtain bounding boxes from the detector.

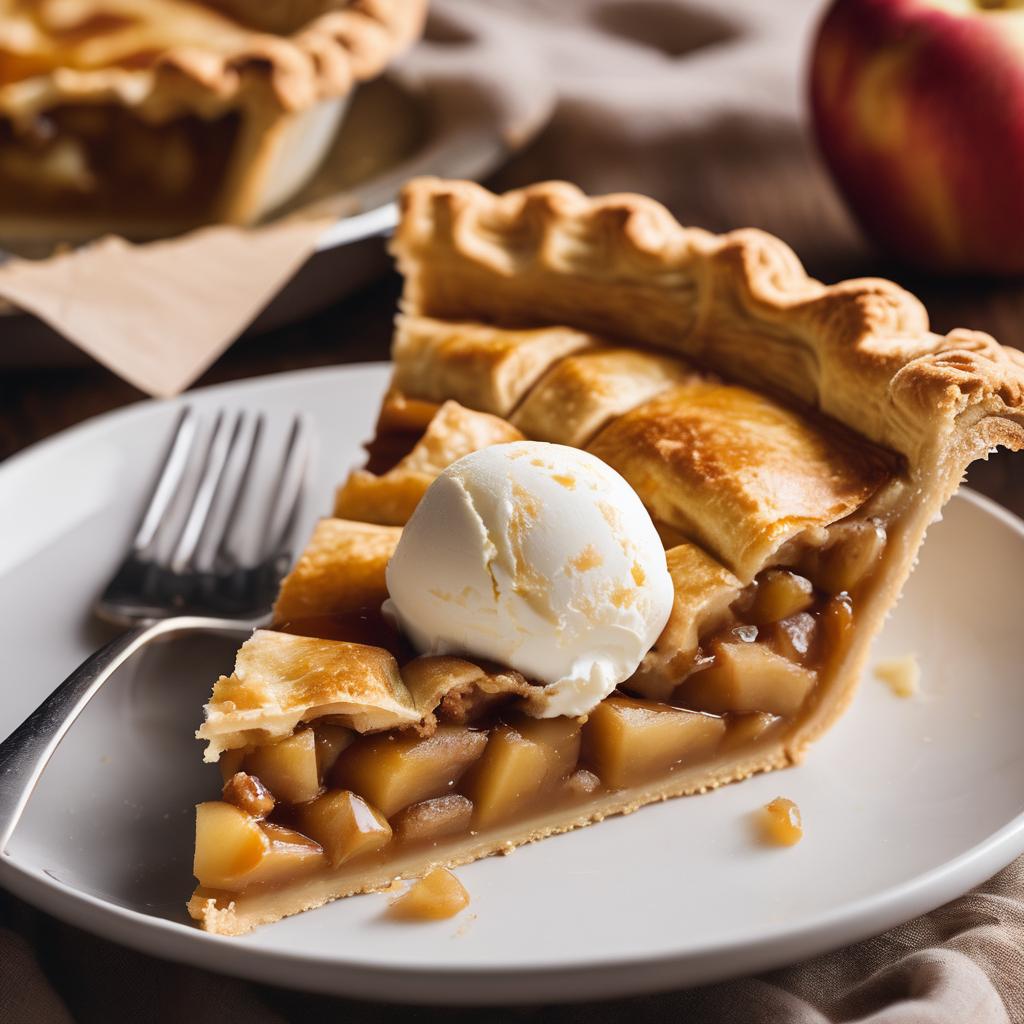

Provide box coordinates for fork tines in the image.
[97,407,310,624]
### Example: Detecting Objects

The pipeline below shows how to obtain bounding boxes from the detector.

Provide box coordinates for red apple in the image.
[810,0,1024,274]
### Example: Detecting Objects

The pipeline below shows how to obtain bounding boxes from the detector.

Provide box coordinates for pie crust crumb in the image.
[874,654,921,699]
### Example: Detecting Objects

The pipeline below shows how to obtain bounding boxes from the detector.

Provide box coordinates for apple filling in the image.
[0,106,241,223]
[191,519,878,903]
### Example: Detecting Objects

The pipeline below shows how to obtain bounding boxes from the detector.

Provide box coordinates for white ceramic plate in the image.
[1,364,1023,1005]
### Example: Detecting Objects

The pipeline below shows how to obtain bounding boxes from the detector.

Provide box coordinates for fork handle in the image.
[0,615,251,857]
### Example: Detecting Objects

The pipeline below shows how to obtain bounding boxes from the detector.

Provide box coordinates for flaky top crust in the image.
[392,315,602,418]
[511,346,698,448]
[334,400,524,526]
[197,628,419,760]
[0,0,427,124]
[393,178,1024,472]
[588,381,894,582]
[272,517,400,624]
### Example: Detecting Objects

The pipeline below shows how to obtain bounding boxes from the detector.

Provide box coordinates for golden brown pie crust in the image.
[334,400,524,526]
[391,314,603,418]
[393,178,1024,468]
[587,380,895,582]
[511,346,698,447]
[272,517,399,623]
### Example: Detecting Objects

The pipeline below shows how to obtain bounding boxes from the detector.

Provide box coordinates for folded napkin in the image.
[0,218,336,396]
[4,2,1021,1023]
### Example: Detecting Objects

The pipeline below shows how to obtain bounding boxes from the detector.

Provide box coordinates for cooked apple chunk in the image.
[767,612,817,664]
[722,711,780,751]
[760,797,803,846]
[391,794,474,844]
[296,790,392,868]
[244,728,320,804]
[515,716,583,789]
[815,520,886,594]
[312,722,354,779]
[246,824,325,886]
[583,697,725,789]
[194,801,268,890]
[680,642,817,718]
[332,724,487,817]
[194,807,323,889]
[745,570,814,625]
[388,866,470,921]
[819,594,855,668]
[462,725,552,828]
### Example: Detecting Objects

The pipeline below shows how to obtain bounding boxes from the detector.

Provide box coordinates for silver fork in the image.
[0,406,310,856]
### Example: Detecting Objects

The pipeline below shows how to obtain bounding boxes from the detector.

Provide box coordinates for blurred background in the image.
[2,0,1023,476]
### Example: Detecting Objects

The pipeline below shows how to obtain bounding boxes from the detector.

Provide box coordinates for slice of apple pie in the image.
[189,178,1024,935]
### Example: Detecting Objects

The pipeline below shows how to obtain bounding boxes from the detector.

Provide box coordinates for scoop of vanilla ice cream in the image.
[384,441,674,717]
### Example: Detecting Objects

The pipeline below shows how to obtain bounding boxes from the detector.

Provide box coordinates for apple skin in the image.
[810,0,1024,274]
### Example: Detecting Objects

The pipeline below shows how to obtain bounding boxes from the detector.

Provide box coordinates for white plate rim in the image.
[1,364,1023,1004]
[2,781,1023,1003]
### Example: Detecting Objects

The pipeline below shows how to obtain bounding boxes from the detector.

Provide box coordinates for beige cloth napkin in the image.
[4,2,1022,1022]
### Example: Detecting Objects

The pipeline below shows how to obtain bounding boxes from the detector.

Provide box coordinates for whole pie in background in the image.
[0,0,428,240]
[189,177,1024,935]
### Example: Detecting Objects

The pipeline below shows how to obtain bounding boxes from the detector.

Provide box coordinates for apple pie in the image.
[189,178,1024,934]
[0,0,427,239]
